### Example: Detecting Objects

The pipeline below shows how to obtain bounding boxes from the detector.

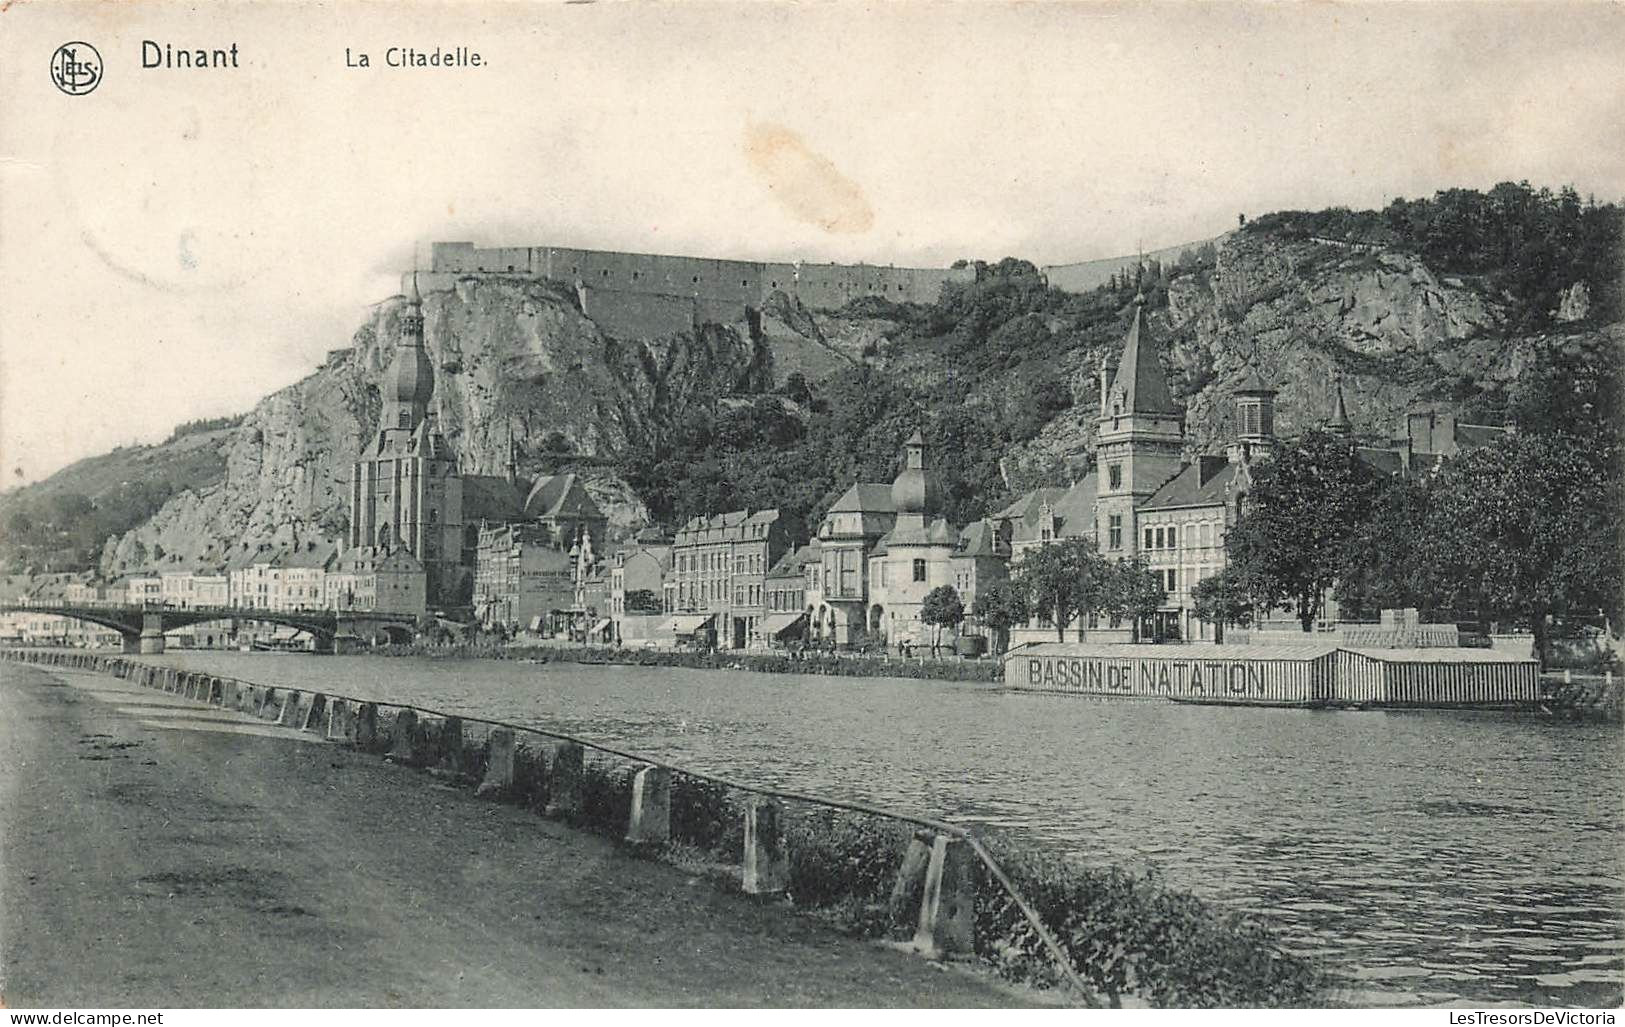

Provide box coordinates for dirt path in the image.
[0,663,1039,1007]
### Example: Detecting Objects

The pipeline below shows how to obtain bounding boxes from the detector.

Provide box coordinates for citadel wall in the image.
[419,241,973,336]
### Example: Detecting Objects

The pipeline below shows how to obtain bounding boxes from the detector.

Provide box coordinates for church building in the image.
[348,274,468,608]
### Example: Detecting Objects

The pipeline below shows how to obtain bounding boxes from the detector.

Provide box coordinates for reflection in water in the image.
[153,651,1623,1005]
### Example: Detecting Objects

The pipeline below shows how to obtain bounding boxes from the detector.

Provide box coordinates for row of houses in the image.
[589,293,1511,653]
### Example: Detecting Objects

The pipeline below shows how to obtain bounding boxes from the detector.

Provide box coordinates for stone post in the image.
[625,766,671,846]
[327,700,357,743]
[355,703,380,751]
[545,742,584,817]
[386,709,419,764]
[476,728,516,799]
[300,694,327,732]
[911,834,976,959]
[440,717,464,773]
[888,830,935,929]
[743,796,789,895]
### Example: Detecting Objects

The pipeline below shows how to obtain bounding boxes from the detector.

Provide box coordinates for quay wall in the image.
[0,646,1330,1006]
[1006,642,1542,708]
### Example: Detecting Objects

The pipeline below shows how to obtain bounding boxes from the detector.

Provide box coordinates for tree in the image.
[972,578,1030,655]
[1191,569,1256,644]
[1334,474,1442,619]
[1014,538,1113,641]
[624,588,662,614]
[1105,556,1167,642]
[920,585,965,656]
[1225,431,1386,630]
[1426,430,1622,664]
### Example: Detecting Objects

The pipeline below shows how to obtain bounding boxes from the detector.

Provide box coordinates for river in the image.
[145,650,1622,1006]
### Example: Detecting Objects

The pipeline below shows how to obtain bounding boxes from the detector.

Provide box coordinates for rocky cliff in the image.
[100,277,769,576]
[997,230,1590,487]
[90,220,1616,575]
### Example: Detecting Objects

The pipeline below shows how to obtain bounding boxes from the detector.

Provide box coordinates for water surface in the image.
[151,651,1624,1005]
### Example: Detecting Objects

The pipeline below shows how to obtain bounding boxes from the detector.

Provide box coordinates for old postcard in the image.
[1,0,1621,1015]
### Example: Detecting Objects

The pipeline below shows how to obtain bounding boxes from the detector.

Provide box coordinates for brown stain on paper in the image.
[744,120,874,234]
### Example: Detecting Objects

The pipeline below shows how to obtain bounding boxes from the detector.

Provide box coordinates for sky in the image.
[2,1,1622,487]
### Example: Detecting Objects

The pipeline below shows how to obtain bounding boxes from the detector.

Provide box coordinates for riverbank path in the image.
[0,663,1038,1007]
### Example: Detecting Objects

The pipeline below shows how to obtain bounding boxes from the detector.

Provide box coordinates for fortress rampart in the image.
[410,242,975,337]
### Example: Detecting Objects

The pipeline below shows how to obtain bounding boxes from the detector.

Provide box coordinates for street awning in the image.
[763,612,807,637]
[669,614,715,635]
[591,618,612,637]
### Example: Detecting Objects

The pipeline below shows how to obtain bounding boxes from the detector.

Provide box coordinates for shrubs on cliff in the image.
[1248,181,1622,329]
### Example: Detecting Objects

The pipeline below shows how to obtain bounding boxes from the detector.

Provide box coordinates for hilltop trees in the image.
[1225,431,1386,631]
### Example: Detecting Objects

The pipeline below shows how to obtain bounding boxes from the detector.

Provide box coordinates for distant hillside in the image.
[1042,234,1226,294]
[50,181,1624,578]
[0,426,236,573]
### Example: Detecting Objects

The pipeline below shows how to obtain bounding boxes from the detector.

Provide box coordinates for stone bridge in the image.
[0,604,418,654]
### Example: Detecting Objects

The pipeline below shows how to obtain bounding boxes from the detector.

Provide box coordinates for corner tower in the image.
[1226,364,1278,465]
[1094,293,1184,557]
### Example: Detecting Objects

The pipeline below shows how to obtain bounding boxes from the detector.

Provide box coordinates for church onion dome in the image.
[890,429,940,515]
[388,335,435,405]
[389,274,435,407]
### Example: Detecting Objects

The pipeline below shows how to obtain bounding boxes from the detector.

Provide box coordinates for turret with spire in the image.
[1327,376,1353,437]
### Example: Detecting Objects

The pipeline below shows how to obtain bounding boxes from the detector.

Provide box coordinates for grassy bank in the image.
[372,640,1006,684]
[517,738,1328,1007]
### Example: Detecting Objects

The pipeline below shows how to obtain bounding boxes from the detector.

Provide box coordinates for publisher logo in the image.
[51,41,102,95]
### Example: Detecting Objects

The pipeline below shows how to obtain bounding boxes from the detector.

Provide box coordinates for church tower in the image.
[1094,293,1184,558]
[349,273,467,609]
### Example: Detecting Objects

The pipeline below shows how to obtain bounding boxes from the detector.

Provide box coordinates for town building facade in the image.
[670,509,789,649]
[609,543,672,645]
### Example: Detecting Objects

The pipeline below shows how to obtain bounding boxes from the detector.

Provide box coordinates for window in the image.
[1168,526,1177,549]
[1166,568,1178,591]
[913,559,927,582]
[1109,463,1122,490]
[1144,527,1155,550]
[1108,515,1122,550]
[1155,527,1165,549]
